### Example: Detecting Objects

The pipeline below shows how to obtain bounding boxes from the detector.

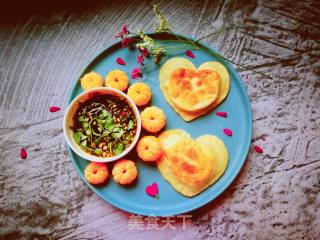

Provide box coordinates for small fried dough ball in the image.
[112,159,138,185]
[105,69,129,91]
[84,162,109,184]
[127,82,152,106]
[137,136,163,162]
[140,106,166,133]
[80,72,104,91]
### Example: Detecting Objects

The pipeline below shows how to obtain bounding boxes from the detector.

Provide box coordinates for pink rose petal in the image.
[49,106,61,112]
[216,112,227,118]
[116,57,126,65]
[20,148,27,159]
[223,128,233,137]
[185,50,195,58]
[145,182,159,199]
[254,145,263,154]
[131,67,142,79]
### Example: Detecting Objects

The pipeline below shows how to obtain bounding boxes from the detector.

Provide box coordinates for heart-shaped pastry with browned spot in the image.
[156,129,228,197]
[168,68,220,111]
[159,58,230,121]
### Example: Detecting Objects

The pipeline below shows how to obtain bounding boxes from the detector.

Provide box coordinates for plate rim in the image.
[65,32,253,216]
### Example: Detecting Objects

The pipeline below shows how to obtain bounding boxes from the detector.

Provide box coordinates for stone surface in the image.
[0,0,319,239]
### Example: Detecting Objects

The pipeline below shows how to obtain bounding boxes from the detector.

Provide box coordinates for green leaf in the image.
[80,140,87,147]
[102,110,108,117]
[105,118,114,131]
[100,110,112,120]
[127,120,134,130]
[78,115,85,122]
[83,122,89,129]
[112,127,124,138]
[112,126,121,132]
[113,143,124,155]
[73,131,82,144]
[86,129,91,136]
[94,149,103,155]
[81,135,88,140]
[112,132,122,139]
[103,129,110,135]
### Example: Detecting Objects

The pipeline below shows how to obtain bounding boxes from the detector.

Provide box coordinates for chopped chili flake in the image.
[216,112,227,118]
[20,148,27,159]
[223,128,233,137]
[49,106,61,112]
[254,145,263,153]
[185,50,195,58]
[116,57,126,65]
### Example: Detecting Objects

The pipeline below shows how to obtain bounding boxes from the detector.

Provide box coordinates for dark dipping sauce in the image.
[72,93,137,157]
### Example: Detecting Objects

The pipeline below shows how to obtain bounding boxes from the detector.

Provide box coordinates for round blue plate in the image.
[66,32,252,216]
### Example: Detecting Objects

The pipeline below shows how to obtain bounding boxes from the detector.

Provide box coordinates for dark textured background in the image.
[0,0,319,239]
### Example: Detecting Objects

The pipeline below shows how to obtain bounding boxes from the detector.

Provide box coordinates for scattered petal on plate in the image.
[254,145,263,153]
[49,106,61,112]
[20,148,27,159]
[185,50,195,58]
[216,112,227,118]
[131,67,142,79]
[223,128,233,137]
[145,182,159,199]
[116,57,126,65]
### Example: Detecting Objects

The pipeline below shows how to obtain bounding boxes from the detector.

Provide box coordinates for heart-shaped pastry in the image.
[156,129,228,197]
[159,58,230,121]
[168,68,220,111]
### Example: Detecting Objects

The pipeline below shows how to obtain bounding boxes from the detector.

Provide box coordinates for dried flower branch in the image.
[113,5,272,79]
[153,5,170,33]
